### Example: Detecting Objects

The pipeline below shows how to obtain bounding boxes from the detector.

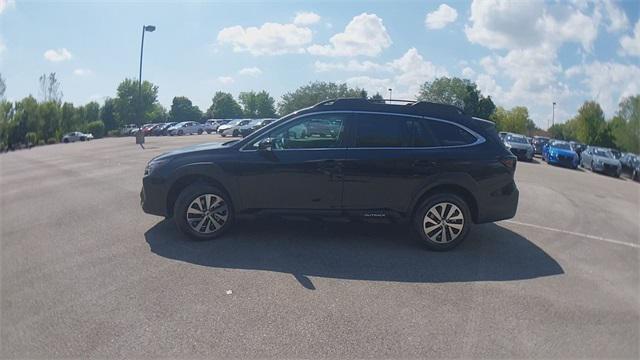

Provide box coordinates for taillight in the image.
[500,156,517,172]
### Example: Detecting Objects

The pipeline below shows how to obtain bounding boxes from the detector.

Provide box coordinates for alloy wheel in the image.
[422,202,464,244]
[186,194,229,234]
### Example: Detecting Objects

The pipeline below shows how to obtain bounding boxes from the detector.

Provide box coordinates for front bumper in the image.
[141,176,169,217]
[593,163,620,176]
[509,148,533,160]
[548,153,577,168]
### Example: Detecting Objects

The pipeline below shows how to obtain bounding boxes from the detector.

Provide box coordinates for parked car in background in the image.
[152,122,177,136]
[218,119,252,137]
[168,121,204,136]
[239,118,277,137]
[499,131,508,140]
[203,119,231,134]
[609,148,622,160]
[62,131,93,143]
[140,98,519,251]
[620,153,639,180]
[532,136,550,155]
[121,124,138,135]
[543,140,579,169]
[142,123,161,136]
[503,133,534,161]
[569,141,587,160]
[580,147,622,177]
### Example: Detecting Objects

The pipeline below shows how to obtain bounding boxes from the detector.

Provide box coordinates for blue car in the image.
[543,140,579,169]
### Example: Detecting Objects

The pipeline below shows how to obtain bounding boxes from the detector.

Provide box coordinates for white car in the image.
[202,119,229,134]
[168,121,204,136]
[62,131,93,143]
[218,119,252,137]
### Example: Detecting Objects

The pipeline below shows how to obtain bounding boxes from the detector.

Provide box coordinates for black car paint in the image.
[142,101,519,225]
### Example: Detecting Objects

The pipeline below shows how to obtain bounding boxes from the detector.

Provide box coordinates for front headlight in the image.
[144,158,170,176]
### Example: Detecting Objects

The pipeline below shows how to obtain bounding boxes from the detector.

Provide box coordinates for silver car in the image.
[62,131,93,143]
[168,121,204,136]
[503,133,534,161]
[580,147,622,177]
[218,119,252,137]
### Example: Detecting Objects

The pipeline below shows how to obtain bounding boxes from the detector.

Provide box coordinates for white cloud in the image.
[461,67,475,78]
[343,48,447,100]
[620,20,640,57]
[465,0,599,52]
[73,68,93,76]
[314,59,389,72]
[293,12,321,26]
[307,13,391,57]
[238,67,262,76]
[425,4,458,29]
[218,76,235,85]
[43,48,72,62]
[0,37,5,57]
[600,0,629,32]
[0,0,15,14]
[217,22,312,55]
[565,61,640,115]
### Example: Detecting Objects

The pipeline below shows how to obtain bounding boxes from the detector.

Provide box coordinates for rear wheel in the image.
[178,130,184,136]
[174,184,234,240]
[414,193,471,251]
[198,129,203,135]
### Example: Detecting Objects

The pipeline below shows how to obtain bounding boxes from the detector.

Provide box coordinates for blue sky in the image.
[1,0,639,128]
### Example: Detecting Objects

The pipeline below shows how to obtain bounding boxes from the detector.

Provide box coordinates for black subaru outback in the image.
[141,98,518,250]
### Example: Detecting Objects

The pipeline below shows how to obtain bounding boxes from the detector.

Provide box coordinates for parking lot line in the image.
[503,220,639,249]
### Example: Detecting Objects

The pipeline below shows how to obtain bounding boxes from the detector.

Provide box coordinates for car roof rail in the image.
[312,97,466,118]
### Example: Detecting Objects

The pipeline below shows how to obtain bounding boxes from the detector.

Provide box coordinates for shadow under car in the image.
[145,217,564,289]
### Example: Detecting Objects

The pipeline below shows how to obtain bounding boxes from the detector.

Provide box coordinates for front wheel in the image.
[414,193,471,251]
[178,130,184,136]
[174,184,234,240]
[198,129,203,135]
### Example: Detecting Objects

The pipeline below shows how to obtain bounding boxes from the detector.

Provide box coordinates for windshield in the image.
[506,135,528,144]
[593,149,612,158]
[551,141,572,150]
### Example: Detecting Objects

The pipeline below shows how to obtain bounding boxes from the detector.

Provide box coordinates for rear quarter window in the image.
[428,120,477,146]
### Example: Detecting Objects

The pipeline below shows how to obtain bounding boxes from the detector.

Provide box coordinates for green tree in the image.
[369,92,385,101]
[206,92,243,119]
[610,95,639,153]
[37,101,61,140]
[149,103,168,123]
[278,81,367,116]
[114,78,159,126]
[100,98,118,131]
[38,73,63,103]
[491,106,535,135]
[239,90,276,118]
[0,73,6,99]
[84,101,100,123]
[60,102,76,133]
[418,77,496,118]
[574,101,607,145]
[169,96,203,123]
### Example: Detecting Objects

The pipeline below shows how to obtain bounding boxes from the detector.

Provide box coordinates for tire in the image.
[63,138,69,143]
[206,130,212,134]
[221,134,226,138]
[198,129,203,135]
[80,137,86,141]
[174,183,234,241]
[413,193,471,251]
[233,130,239,137]
[178,130,184,136]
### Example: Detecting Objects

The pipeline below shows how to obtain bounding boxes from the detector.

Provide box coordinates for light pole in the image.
[388,88,392,102]
[552,102,556,127]
[138,25,156,125]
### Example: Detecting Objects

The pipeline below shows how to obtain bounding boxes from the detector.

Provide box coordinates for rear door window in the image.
[353,114,411,148]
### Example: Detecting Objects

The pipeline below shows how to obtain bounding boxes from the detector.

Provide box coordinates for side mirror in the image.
[258,137,273,151]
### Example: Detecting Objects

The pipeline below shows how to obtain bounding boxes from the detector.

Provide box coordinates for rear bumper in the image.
[476,180,519,223]
[141,176,169,217]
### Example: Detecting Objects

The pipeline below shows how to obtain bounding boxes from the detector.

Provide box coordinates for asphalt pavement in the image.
[1,135,638,358]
